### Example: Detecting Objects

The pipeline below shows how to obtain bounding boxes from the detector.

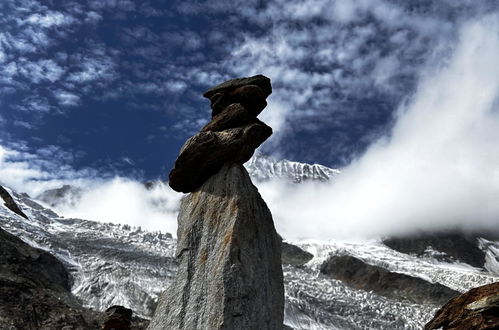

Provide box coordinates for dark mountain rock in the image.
[0,226,100,329]
[425,282,499,330]
[203,74,272,100]
[282,241,314,266]
[320,255,459,305]
[149,164,284,329]
[102,305,132,330]
[201,103,256,132]
[169,121,272,193]
[383,231,486,268]
[0,185,28,219]
[208,85,268,117]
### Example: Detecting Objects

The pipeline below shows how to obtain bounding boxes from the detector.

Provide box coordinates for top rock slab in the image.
[203,74,272,99]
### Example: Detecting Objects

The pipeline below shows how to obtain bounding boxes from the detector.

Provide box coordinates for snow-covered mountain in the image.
[0,155,498,329]
[245,152,341,183]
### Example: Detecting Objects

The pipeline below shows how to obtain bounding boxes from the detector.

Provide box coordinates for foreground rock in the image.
[425,282,499,329]
[169,74,273,193]
[0,226,100,329]
[320,255,460,305]
[149,164,284,329]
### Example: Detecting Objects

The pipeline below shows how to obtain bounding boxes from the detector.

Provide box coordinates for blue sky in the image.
[1,0,498,184]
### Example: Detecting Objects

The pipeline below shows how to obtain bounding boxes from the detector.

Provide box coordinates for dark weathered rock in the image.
[383,231,486,268]
[0,226,100,329]
[209,85,268,117]
[169,121,272,193]
[281,241,314,266]
[0,185,28,219]
[320,255,459,305]
[201,103,256,132]
[425,282,499,330]
[102,305,132,330]
[149,164,284,329]
[203,74,272,100]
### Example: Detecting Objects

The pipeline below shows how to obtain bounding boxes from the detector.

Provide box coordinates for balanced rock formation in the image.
[169,75,272,193]
[149,75,284,329]
[425,282,499,330]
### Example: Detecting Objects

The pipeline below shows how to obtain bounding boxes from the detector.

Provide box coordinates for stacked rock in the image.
[168,75,273,193]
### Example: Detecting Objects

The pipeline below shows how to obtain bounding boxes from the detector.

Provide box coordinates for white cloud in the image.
[18,58,65,83]
[23,11,73,28]
[259,16,499,240]
[55,179,181,234]
[54,90,80,106]
[0,143,181,234]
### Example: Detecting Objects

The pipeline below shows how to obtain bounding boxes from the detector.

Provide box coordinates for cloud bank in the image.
[261,16,499,240]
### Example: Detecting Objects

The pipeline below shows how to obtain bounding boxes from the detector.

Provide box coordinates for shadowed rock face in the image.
[0,226,100,330]
[320,255,460,305]
[0,185,28,219]
[281,242,314,266]
[383,232,487,268]
[168,75,273,193]
[169,122,272,193]
[425,282,499,330]
[149,164,284,330]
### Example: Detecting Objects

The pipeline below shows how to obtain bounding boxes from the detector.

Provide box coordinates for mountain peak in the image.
[245,152,341,183]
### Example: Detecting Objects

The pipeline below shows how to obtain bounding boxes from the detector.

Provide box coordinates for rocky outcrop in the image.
[169,75,273,193]
[0,185,28,219]
[320,255,459,305]
[383,231,488,268]
[149,164,284,329]
[152,74,284,328]
[281,241,314,266]
[425,282,499,330]
[102,305,133,330]
[0,226,100,329]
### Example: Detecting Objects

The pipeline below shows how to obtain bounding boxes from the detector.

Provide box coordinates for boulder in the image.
[201,103,256,132]
[203,74,272,100]
[149,164,284,329]
[320,255,459,305]
[208,85,267,117]
[281,241,314,266]
[425,282,499,330]
[169,121,272,193]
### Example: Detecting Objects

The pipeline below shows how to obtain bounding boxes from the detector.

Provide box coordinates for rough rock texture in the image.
[0,226,100,329]
[169,121,272,193]
[320,255,459,305]
[203,75,271,99]
[0,185,28,219]
[102,305,132,330]
[383,231,487,268]
[169,74,273,193]
[425,282,499,330]
[149,164,284,329]
[281,241,314,266]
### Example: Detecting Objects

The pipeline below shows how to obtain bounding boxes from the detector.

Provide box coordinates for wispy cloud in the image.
[260,16,499,239]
